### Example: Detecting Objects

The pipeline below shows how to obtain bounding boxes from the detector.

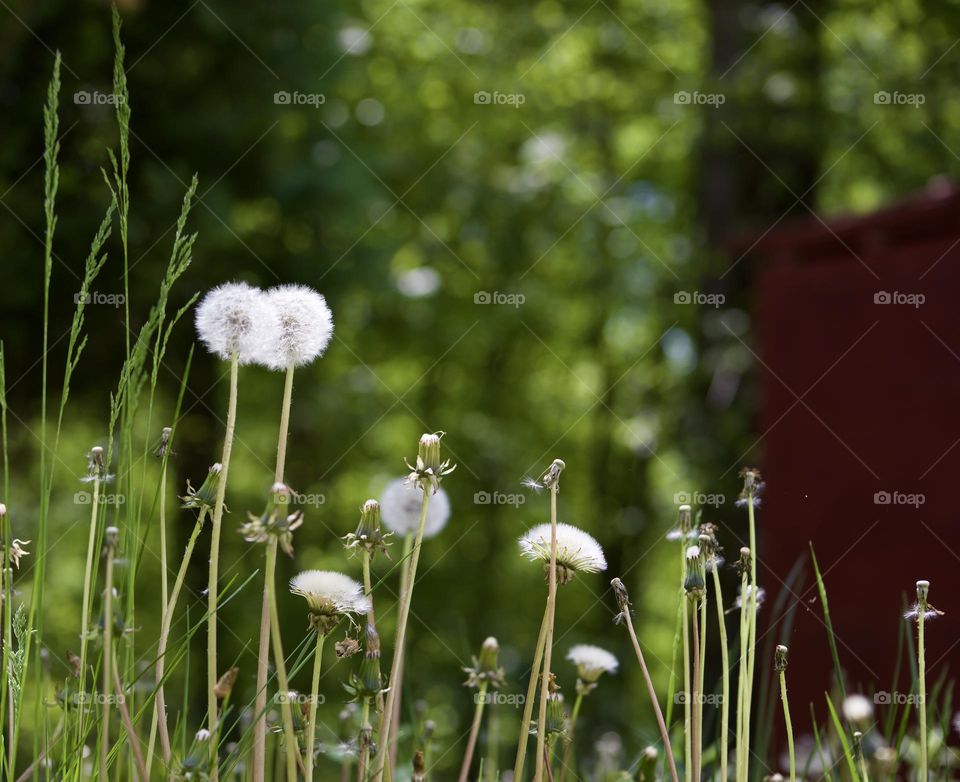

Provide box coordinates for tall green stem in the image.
[710,567,729,782]
[207,352,240,780]
[735,566,748,782]
[305,632,326,781]
[373,491,432,781]
[743,499,759,779]
[918,610,927,782]
[513,601,550,780]
[682,564,691,782]
[388,532,414,774]
[534,485,559,782]
[151,509,207,770]
[457,681,488,782]
[556,691,583,782]
[99,536,116,781]
[77,475,101,748]
[778,669,795,782]
[266,543,299,782]
[358,698,372,782]
[253,364,295,782]
[691,601,701,782]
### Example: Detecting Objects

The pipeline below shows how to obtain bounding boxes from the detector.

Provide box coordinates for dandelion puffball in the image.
[289,570,371,618]
[255,284,334,370]
[195,282,278,363]
[380,479,451,538]
[518,523,607,574]
[842,694,874,723]
[566,644,618,682]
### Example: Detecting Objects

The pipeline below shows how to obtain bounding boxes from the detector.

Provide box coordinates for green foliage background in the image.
[0,0,957,775]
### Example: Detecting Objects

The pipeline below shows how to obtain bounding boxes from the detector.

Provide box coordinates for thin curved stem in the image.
[207,352,240,781]
[266,544,299,782]
[711,567,729,782]
[513,601,550,781]
[534,485,559,782]
[918,612,927,782]
[691,601,701,782]
[387,532,414,775]
[99,540,116,782]
[373,491,432,781]
[305,632,326,781]
[253,363,295,782]
[778,669,795,782]
[458,681,488,782]
[556,691,583,782]
[77,475,101,747]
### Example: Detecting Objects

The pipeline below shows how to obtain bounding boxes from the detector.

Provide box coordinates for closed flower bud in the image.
[155,426,173,459]
[347,624,386,701]
[214,666,239,699]
[463,636,506,689]
[181,463,222,513]
[413,750,426,781]
[104,526,120,548]
[343,499,391,559]
[774,645,788,673]
[406,432,456,494]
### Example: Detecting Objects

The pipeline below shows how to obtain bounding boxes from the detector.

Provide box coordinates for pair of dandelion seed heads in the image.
[195,282,333,368]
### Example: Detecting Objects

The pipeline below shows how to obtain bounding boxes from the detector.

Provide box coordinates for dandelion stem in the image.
[99,535,116,782]
[388,532,414,774]
[374,490,432,781]
[743,498,759,780]
[619,605,680,782]
[513,600,550,780]
[710,567,729,782]
[112,655,148,782]
[778,667,795,782]
[207,351,239,782]
[735,564,748,782]
[918,608,927,782]
[556,691,583,782]
[691,600,702,782]
[266,542,299,782]
[682,560,691,782]
[78,474,101,717]
[534,483,560,782]
[305,631,326,781]
[458,681,488,782]
[254,363,295,782]
[152,509,207,768]
[358,698,372,782]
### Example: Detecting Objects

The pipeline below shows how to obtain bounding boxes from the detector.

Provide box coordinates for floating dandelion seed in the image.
[380,479,451,538]
[566,644,619,683]
[728,584,766,614]
[195,282,278,363]
[518,523,607,582]
[254,284,334,370]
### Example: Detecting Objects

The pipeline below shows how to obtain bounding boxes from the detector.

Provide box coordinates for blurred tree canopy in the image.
[1,0,959,773]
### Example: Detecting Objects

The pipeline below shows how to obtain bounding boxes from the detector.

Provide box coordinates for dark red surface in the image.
[738,182,960,723]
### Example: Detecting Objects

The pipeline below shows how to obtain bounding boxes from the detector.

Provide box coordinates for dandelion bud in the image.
[684,545,705,598]
[344,499,391,559]
[637,746,658,781]
[412,750,426,782]
[181,463,222,513]
[545,689,567,736]
[678,504,692,531]
[774,645,788,673]
[407,433,455,494]
[737,546,751,576]
[917,579,930,604]
[464,636,506,689]
[213,666,239,699]
[104,526,120,548]
[348,624,385,700]
[611,577,631,621]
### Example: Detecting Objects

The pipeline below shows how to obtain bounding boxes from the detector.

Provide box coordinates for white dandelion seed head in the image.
[734,585,766,611]
[195,282,278,364]
[255,284,334,370]
[842,694,874,723]
[685,545,701,560]
[195,728,211,742]
[567,644,619,682]
[379,478,451,538]
[517,523,607,573]
[289,570,371,616]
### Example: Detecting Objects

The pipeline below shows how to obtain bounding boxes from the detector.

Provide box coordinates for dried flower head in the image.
[666,504,699,542]
[699,524,724,572]
[195,282,278,363]
[842,694,874,723]
[289,570,371,633]
[610,577,631,624]
[463,636,506,689]
[253,284,334,370]
[524,459,566,493]
[346,623,386,701]
[405,432,456,494]
[343,499,392,558]
[82,446,113,484]
[239,483,303,556]
[567,644,618,689]
[213,666,239,699]
[518,523,607,584]
[9,539,30,569]
[774,644,788,673]
[155,426,173,459]
[181,463,222,513]
[380,479,451,538]
[737,467,765,507]
[905,579,944,622]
